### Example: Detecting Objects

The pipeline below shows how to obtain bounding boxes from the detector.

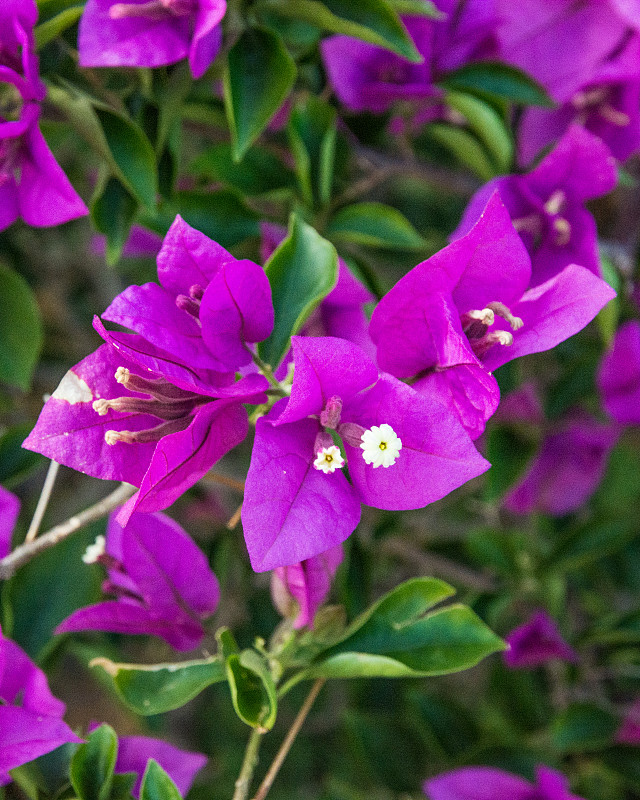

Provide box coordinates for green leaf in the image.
[175,190,260,248]
[388,0,443,16]
[225,650,278,730]
[307,578,505,679]
[91,656,226,715]
[94,108,158,209]
[224,26,296,161]
[91,176,137,266]
[258,214,338,367]
[34,6,83,49]
[258,0,421,61]
[0,264,43,391]
[0,424,44,487]
[188,143,295,196]
[287,96,337,206]
[427,123,496,181]
[327,202,426,249]
[484,426,537,502]
[442,62,555,107]
[551,521,636,574]
[552,703,619,753]
[140,761,182,800]
[445,91,513,173]
[70,724,118,800]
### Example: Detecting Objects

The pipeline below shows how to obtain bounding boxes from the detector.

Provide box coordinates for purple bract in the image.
[504,610,578,669]
[425,764,585,800]
[598,320,640,426]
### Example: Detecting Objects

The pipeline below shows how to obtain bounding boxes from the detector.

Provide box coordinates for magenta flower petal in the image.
[0,708,82,779]
[0,636,66,717]
[598,320,640,425]
[424,766,535,800]
[481,263,616,372]
[342,374,490,510]
[504,610,578,669]
[200,259,274,370]
[116,734,207,798]
[275,336,378,426]
[189,0,226,78]
[616,699,640,745]
[0,486,19,559]
[242,415,361,571]
[117,401,248,524]
[272,544,343,629]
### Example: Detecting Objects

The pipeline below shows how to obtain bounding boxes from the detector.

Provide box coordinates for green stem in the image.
[232,727,263,800]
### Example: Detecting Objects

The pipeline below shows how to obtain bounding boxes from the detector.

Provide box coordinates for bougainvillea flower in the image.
[321,4,497,114]
[518,35,640,164]
[616,700,640,745]
[243,335,489,571]
[78,0,227,78]
[503,610,578,669]
[504,414,618,516]
[0,485,19,559]
[371,193,615,438]
[0,1,87,231]
[453,126,618,287]
[598,320,640,426]
[425,764,584,800]
[92,225,163,259]
[0,624,82,784]
[24,216,270,523]
[57,511,219,650]
[271,544,343,629]
[260,222,375,356]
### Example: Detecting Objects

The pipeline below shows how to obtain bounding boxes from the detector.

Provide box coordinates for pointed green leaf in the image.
[427,123,496,181]
[224,26,296,161]
[442,61,555,107]
[175,190,260,247]
[91,176,137,266]
[445,91,513,173]
[188,143,295,196]
[0,264,43,391]
[327,202,426,249]
[70,724,117,800]
[225,650,278,730]
[552,703,619,753]
[34,6,83,49]
[140,761,182,800]
[287,96,337,206]
[91,656,226,715]
[258,214,338,367]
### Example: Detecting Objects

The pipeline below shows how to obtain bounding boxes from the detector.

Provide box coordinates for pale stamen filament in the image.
[486,301,523,331]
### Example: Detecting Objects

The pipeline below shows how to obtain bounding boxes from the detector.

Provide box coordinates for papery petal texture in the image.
[116,734,207,797]
[598,320,640,425]
[504,610,578,669]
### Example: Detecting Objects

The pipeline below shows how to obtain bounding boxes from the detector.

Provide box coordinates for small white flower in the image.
[313,445,345,474]
[82,535,106,564]
[360,423,402,468]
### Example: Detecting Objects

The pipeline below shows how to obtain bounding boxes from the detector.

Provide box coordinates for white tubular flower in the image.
[313,445,345,474]
[82,534,106,564]
[360,423,402,468]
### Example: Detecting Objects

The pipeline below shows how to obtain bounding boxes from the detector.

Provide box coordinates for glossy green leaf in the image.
[140,761,182,800]
[445,91,513,173]
[442,61,555,107]
[427,123,496,181]
[225,649,278,730]
[34,6,83,49]
[258,0,421,61]
[70,724,117,800]
[91,176,137,266]
[307,578,505,678]
[288,96,337,207]
[0,264,43,391]
[175,190,260,247]
[91,656,226,715]
[327,202,426,249]
[188,143,295,195]
[258,214,338,367]
[552,703,619,753]
[224,26,296,161]
[388,0,443,16]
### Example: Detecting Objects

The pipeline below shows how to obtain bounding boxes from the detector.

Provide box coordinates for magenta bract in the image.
[504,610,578,669]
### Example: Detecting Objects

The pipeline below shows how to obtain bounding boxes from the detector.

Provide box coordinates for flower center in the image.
[460,300,522,357]
[360,423,402,468]
[176,283,204,326]
[0,80,23,124]
[571,86,630,127]
[109,0,196,20]
[313,445,345,474]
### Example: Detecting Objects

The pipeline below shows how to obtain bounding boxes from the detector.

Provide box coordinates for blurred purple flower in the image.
[453,125,618,287]
[425,764,584,800]
[78,0,226,78]
[616,699,640,745]
[57,510,220,650]
[24,216,269,524]
[598,320,640,426]
[243,335,490,570]
[0,0,87,231]
[503,610,578,669]
[0,485,19,559]
[271,544,343,629]
[0,624,82,785]
[92,225,163,259]
[504,413,618,516]
[371,192,615,438]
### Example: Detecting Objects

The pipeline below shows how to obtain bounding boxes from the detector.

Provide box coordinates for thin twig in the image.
[227,503,243,530]
[232,728,264,800]
[201,471,246,493]
[25,460,60,543]
[0,483,136,581]
[251,678,326,800]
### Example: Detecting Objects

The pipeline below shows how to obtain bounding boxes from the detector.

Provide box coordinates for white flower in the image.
[82,535,106,564]
[313,445,345,474]
[360,423,402,468]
